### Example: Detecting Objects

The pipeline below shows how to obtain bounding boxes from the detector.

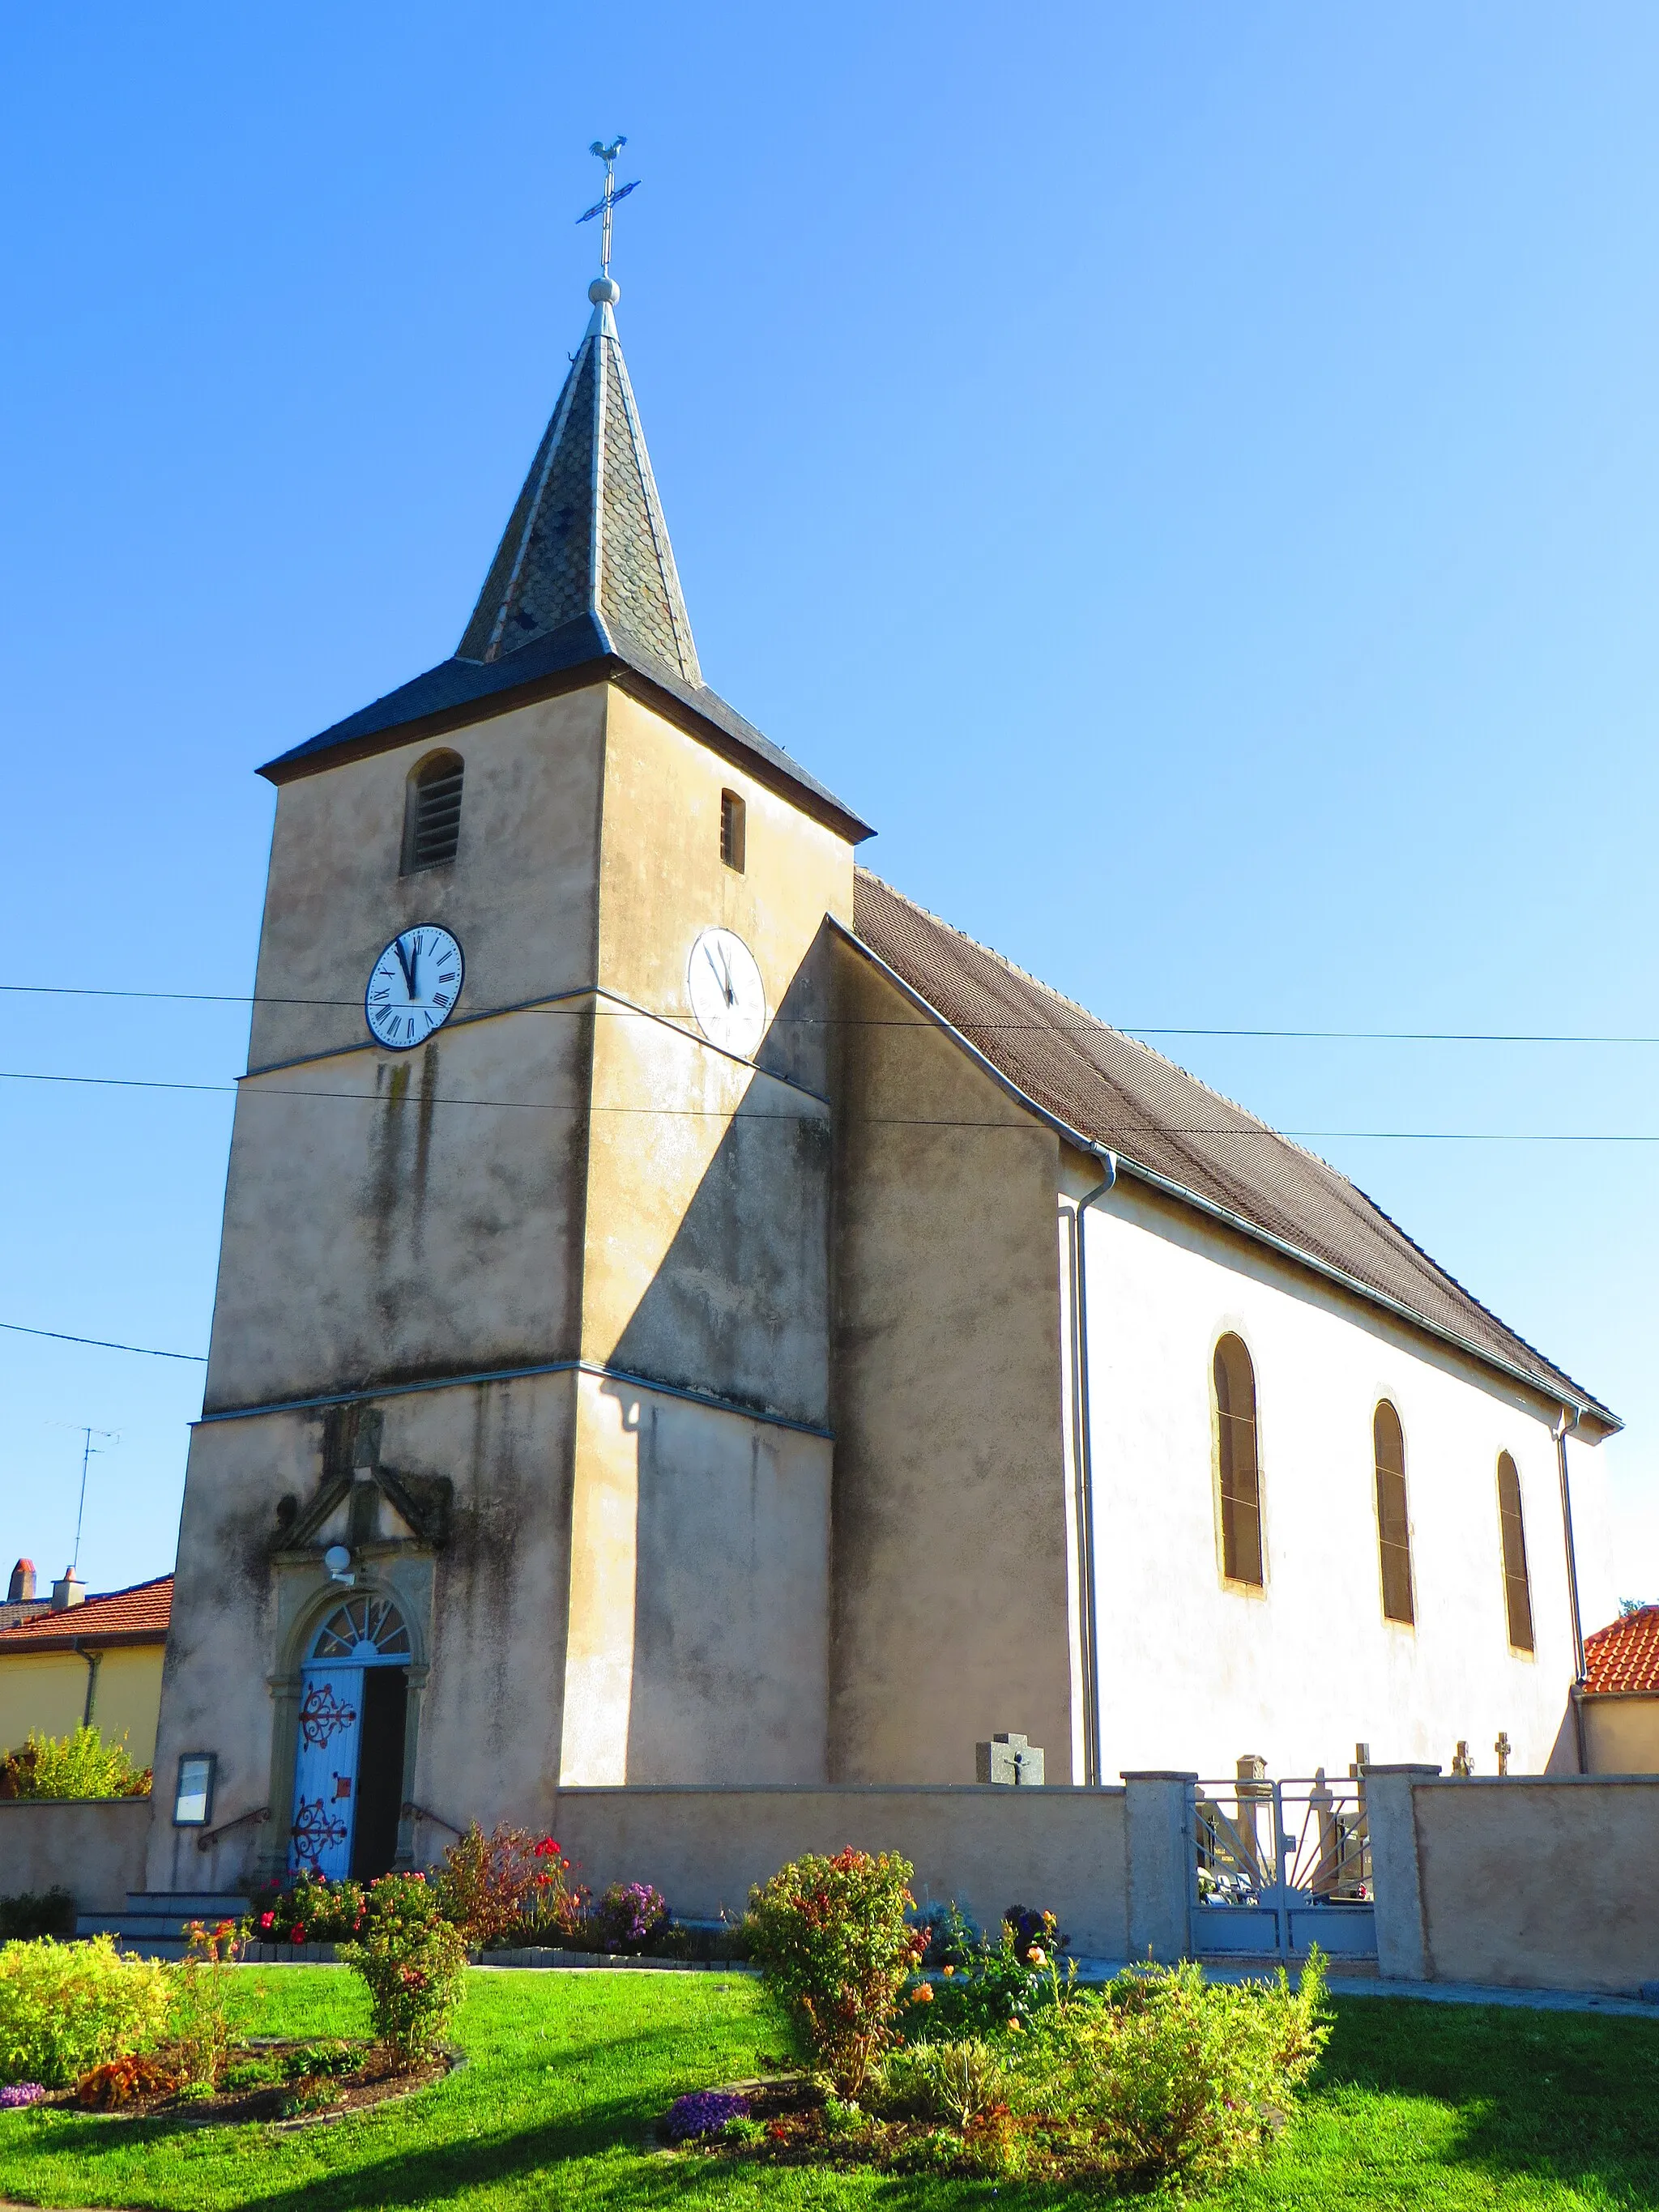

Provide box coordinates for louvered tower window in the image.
[1496,1452,1535,1652]
[1372,1400,1415,1624]
[1213,1334,1265,1586]
[720,790,746,872]
[403,752,464,872]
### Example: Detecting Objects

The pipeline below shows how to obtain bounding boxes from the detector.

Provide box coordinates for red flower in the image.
[258,1912,275,1931]
[291,1924,305,1942]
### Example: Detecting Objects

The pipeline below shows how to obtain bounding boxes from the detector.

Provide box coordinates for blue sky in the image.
[2,3,1655,1615]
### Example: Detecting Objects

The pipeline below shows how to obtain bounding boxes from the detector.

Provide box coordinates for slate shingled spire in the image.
[457,279,702,687]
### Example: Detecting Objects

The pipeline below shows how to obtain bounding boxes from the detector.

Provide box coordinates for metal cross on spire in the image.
[577,136,640,280]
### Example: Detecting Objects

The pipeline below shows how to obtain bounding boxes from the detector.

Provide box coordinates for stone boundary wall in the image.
[1405,1774,1659,1995]
[0,1796,151,1912]
[477,1784,1138,1959]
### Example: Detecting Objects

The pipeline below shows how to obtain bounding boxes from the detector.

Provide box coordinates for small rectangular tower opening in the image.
[719,790,746,873]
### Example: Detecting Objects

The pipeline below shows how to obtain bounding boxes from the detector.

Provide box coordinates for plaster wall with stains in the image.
[1076,1178,1586,1779]
[549,688,855,1783]
[206,688,608,1414]
[826,940,1074,1786]
[146,1372,580,1890]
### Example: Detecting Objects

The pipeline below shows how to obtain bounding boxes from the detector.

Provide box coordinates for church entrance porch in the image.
[289,1593,412,1882]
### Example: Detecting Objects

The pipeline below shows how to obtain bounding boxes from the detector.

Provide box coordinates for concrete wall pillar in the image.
[1121,1771,1196,1963]
[1365,1762,1439,1981]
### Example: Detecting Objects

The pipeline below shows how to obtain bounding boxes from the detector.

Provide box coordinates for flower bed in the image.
[23,2038,456,2127]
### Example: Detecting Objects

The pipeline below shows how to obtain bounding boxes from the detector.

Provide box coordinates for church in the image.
[142,253,1617,1895]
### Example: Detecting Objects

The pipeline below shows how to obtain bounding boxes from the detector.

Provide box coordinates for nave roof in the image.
[851,871,1617,1434]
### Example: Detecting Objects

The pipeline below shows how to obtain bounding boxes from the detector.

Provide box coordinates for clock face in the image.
[365,926,464,1051]
[687,927,766,1059]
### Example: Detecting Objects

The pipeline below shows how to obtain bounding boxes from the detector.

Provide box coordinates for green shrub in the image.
[745,1847,925,2095]
[339,1873,468,2065]
[1005,1948,1332,2189]
[881,2036,1007,2129]
[245,1872,365,1944]
[899,1924,1050,2042]
[167,1919,248,2091]
[0,1936,173,2087]
[0,1727,151,1801]
[433,1825,587,1949]
[0,1887,76,1941]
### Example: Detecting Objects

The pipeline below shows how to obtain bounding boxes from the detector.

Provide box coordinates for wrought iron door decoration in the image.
[298,1679,359,1748]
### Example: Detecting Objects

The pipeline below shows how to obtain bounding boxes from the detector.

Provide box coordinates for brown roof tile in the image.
[1584,1607,1659,1694]
[851,871,1614,1429]
[0,1575,172,1652]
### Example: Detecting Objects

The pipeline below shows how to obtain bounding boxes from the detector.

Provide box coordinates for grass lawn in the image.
[0,1968,1657,2210]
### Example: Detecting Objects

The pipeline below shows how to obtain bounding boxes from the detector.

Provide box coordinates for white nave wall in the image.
[1068,1178,1588,1782]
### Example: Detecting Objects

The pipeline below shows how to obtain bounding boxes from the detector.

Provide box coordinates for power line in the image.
[0,1065,1657,1141]
[0,1319,206,1362]
[1,982,1655,1046]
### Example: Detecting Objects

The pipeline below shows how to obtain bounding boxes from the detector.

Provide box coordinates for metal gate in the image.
[1192,1767,1376,1958]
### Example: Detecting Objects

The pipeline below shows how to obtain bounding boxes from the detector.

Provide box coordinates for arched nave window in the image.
[1372,1400,1415,1625]
[1496,1453,1535,1653]
[1213,1334,1264,1587]
[403,750,465,872]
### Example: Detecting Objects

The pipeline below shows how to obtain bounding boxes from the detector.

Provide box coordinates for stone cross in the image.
[1494,1730,1512,1777]
[1452,1739,1473,1777]
[976,1732,1045,1786]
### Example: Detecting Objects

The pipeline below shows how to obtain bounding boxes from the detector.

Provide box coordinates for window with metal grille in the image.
[1213,1333,1264,1586]
[403,752,464,872]
[720,789,746,872]
[1496,1452,1535,1652]
[1373,1400,1415,1624]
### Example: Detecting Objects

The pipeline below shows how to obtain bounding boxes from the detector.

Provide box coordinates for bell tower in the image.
[145,237,873,1893]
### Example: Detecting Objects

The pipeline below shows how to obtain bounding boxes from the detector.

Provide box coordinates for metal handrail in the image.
[195,1804,271,1854]
[402,1799,464,1838]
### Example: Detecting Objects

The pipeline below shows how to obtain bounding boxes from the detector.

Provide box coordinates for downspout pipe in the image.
[71,1638,100,1729]
[1071,1148,1116,1787]
[1554,1404,1587,1770]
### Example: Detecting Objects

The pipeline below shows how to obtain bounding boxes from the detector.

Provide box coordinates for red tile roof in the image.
[1584,1606,1659,1695]
[0,1574,172,1653]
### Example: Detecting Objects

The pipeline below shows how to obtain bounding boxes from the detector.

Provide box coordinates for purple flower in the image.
[0,2085,45,2108]
[664,2090,750,2141]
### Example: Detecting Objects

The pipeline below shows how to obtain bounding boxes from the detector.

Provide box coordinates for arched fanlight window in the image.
[402,751,464,873]
[1496,1453,1535,1653]
[1372,1401,1415,1624]
[1213,1334,1264,1586]
[309,1592,412,1664]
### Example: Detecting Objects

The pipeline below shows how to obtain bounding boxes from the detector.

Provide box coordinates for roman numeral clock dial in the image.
[365,927,465,1051]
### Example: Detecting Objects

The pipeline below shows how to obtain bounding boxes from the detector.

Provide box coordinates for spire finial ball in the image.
[589,275,621,306]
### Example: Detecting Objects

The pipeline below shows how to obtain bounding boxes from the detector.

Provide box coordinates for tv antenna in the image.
[70,1427,117,1577]
[577,136,639,280]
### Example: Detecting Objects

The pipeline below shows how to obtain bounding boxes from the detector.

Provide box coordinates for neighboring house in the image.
[1580,1608,1659,1772]
[142,267,1616,1898]
[0,1575,173,1771]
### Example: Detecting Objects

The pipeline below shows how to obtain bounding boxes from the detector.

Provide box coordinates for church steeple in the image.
[457,275,702,688]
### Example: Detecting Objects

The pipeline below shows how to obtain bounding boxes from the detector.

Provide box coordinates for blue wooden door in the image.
[289,1665,365,1877]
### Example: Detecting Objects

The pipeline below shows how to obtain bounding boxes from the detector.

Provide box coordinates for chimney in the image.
[6,1558,35,1605]
[50,1568,85,1611]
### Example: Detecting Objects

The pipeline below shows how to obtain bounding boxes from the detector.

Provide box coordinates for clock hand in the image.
[702,944,733,1005]
[394,936,418,1000]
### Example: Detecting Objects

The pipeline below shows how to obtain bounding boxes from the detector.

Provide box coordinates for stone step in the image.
[76,1890,254,1950]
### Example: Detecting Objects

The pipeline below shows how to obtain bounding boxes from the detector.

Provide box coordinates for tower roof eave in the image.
[258,612,876,845]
